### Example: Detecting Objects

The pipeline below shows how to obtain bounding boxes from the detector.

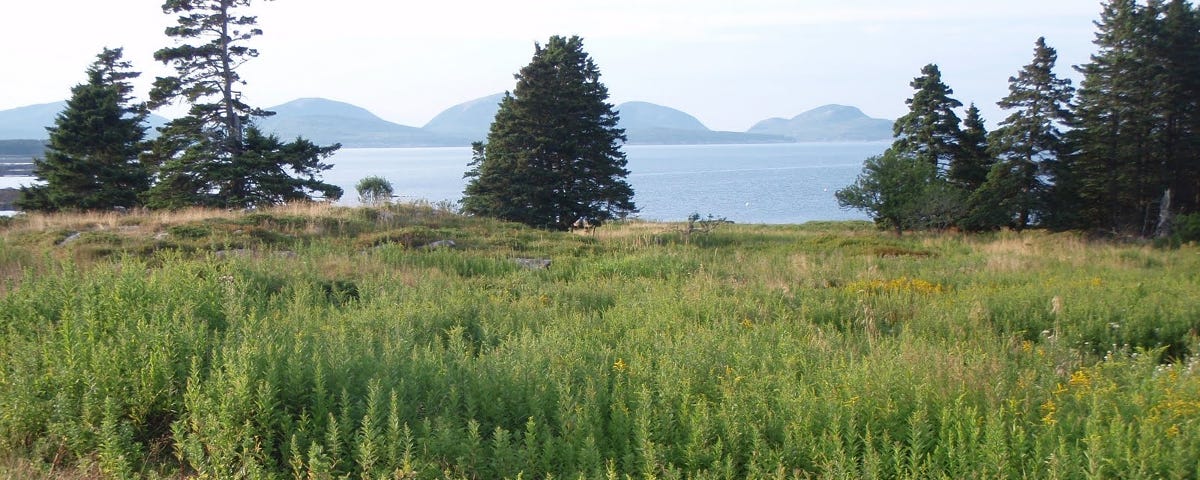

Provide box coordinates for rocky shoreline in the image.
[0,188,18,211]
[0,160,32,211]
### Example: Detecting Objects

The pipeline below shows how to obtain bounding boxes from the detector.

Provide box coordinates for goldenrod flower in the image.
[1041,399,1058,425]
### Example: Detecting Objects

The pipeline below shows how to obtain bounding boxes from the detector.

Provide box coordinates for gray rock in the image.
[514,258,551,269]
[58,232,82,246]
[423,239,456,249]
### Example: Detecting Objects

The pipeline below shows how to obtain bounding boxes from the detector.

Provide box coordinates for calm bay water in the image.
[0,143,887,223]
[324,142,886,224]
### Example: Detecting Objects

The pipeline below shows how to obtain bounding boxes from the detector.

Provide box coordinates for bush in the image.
[1171,212,1200,243]
[356,176,394,206]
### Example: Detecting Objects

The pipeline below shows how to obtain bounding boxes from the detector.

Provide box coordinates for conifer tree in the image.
[144,0,341,209]
[951,104,993,191]
[462,35,635,230]
[1149,0,1200,233]
[891,64,964,171]
[17,48,150,212]
[985,37,1075,229]
[1069,0,1163,233]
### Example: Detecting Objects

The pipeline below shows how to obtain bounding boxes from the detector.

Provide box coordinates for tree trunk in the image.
[218,0,242,151]
[1155,188,1173,238]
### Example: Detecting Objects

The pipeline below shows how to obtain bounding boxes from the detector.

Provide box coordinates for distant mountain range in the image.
[0,97,894,148]
[256,98,461,147]
[422,93,505,141]
[749,105,894,142]
[0,101,170,141]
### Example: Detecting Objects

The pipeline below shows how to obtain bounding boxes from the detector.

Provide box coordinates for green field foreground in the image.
[1,204,1198,479]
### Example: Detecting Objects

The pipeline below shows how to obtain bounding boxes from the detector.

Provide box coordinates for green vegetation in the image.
[1,205,1198,478]
[463,35,636,231]
[842,1,1200,237]
[142,0,341,209]
[356,176,395,206]
[17,48,150,212]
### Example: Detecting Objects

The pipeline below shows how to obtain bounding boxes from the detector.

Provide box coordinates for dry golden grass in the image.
[588,220,673,240]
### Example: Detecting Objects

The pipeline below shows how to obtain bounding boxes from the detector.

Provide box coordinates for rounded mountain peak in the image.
[268,98,384,122]
[617,101,709,131]
[794,104,868,122]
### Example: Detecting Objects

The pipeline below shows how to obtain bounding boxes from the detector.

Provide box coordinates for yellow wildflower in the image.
[613,358,627,373]
[1041,399,1058,425]
[1068,370,1091,389]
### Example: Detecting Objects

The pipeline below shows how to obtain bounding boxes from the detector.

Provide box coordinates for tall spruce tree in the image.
[1069,0,1164,233]
[144,0,341,209]
[17,48,150,212]
[952,104,993,191]
[462,35,635,230]
[1149,0,1200,233]
[891,64,964,172]
[985,37,1075,229]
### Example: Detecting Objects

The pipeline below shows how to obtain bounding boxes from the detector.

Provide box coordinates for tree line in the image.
[17,0,342,212]
[15,1,637,230]
[838,0,1200,238]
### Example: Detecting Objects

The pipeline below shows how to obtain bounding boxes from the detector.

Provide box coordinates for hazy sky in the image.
[1,1,1102,132]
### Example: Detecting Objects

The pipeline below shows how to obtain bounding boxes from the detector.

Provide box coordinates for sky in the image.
[1,1,1103,132]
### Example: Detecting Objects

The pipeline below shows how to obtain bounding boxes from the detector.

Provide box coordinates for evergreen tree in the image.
[985,37,1075,229]
[951,104,993,191]
[891,64,964,171]
[462,35,635,230]
[1069,0,1164,233]
[17,48,149,212]
[1149,0,1200,233]
[144,0,341,208]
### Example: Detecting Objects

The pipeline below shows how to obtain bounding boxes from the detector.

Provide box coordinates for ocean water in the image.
[0,142,889,224]
[324,142,886,224]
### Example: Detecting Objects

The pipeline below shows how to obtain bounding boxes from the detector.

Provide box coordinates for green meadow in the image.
[0,204,1197,479]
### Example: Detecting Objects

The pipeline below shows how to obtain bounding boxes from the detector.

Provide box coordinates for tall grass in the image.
[0,205,1198,478]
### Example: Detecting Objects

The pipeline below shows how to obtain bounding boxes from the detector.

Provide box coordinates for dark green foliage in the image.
[1169,212,1200,243]
[1067,0,1200,234]
[16,48,150,212]
[144,126,341,209]
[979,37,1075,230]
[1154,0,1200,222]
[963,162,1032,231]
[846,64,970,234]
[149,0,268,143]
[836,150,964,235]
[891,64,963,171]
[951,104,993,192]
[145,0,341,209]
[462,35,636,231]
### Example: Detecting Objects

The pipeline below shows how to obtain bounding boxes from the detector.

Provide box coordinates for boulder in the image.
[515,258,551,270]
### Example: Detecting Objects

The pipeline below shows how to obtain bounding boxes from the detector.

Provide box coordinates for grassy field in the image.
[0,203,1197,479]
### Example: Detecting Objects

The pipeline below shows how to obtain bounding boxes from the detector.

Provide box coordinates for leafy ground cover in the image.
[0,203,1197,478]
